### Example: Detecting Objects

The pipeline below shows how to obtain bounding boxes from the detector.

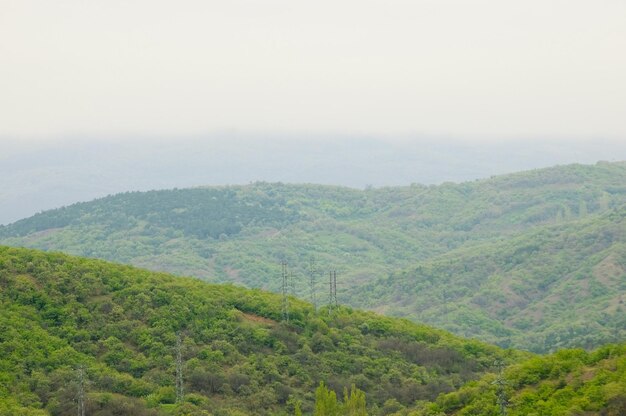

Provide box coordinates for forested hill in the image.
[358,206,626,352]
[410,343,626,416]
[0,246,513,415]
[2,247,625,416]
[1,162,625,352]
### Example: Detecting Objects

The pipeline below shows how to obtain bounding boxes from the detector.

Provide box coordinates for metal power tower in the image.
[308,258,318,311]
[76,365,86,416]
[289,269,296,297]
[281,261,289,322]
[175,333,184,403]
[491,359,509,415]
[328,270,338,314]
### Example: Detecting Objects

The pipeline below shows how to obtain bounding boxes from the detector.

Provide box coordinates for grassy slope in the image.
[1,162,625,352]
[0,246,513,416]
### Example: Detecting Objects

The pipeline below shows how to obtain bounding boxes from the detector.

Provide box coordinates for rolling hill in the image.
[357,207,626,352]
[2,247,625,415]
[0,246,513,415]
[1,162,625,352]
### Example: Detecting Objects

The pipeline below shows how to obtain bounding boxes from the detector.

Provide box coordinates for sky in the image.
[1,0,626,141]
[1,1,625,224]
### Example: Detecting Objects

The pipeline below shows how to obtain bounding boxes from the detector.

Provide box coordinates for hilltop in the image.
[1,162,625,352]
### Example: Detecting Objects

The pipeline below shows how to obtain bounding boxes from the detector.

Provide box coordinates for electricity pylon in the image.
[308,258,318,311]
[76,365,86,416]
[492,359,508,415]
[281,261,289,322]
[328,270,337,314]
[175,333,184,403]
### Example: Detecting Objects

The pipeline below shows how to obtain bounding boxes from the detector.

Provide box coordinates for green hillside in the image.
[1,162,625,352]
[408,343,626,416]
[0,246,513,415]
[358,207,626,352]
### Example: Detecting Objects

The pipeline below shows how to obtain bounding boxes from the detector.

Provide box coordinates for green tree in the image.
[313,382,367,416]
[343,384,367,415]
[315,382,340,416]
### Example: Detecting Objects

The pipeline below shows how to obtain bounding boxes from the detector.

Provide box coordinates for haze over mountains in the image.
[2,137,625,225]
[3,1,626,414]
[3,161,624,353]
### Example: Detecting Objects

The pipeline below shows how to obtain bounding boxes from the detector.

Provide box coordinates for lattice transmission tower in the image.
[328,270,338,314]
[76,365,86,416]
[175,333,184,403]
[281,261,289,322]
[492,359,509,415]
[308,258,318,311]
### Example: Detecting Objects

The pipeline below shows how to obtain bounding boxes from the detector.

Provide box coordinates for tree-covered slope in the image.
[0,246,513,416]
[1,162,625,352]
[406,343,626,416]
[358,207,626,352]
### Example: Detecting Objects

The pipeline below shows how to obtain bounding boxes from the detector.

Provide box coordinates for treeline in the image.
[0,187,300,240]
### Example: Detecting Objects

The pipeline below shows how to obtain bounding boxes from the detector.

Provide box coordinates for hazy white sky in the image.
[1,0,625,141]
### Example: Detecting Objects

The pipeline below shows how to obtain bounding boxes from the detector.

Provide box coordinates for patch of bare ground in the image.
[372,305,390,315]
[566,367,596,384]
[526,307,544,324]
[604,294,625,314]
[241,312,277,326]
[258,228,281,238]
[500,283,528,309]
[224,266,241,283]
[592,254,625,286]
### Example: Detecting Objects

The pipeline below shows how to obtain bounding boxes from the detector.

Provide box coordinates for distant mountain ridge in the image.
[4,138,625,225]
[1,161,625,352]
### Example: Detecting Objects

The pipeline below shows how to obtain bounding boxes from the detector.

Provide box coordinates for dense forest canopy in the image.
[408,343,626,416]
[0,246,514,415]
[1,162,625,353]
[358,207,626,351]
[1,247,624,415]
